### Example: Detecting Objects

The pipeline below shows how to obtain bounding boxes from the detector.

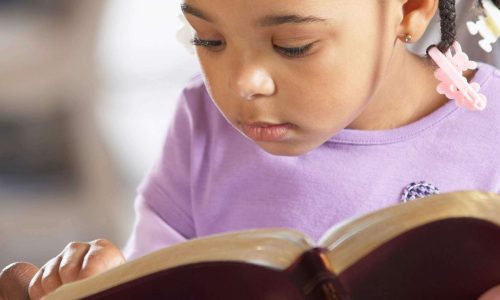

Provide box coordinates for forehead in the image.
[181,0,388,26]
[182,4,329,28]
[182,0,340,21]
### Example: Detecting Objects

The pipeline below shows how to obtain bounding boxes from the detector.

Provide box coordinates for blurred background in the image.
[0,0,198,267]
[0,0,498,268]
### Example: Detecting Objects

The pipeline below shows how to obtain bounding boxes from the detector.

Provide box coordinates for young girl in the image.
[2,0,500,299]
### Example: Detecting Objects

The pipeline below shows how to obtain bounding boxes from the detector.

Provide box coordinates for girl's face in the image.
[183,0,406,156]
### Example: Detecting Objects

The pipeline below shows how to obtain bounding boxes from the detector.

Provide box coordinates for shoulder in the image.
[177,74,221,124]
[181,73,206,97]
[475,63,500,101]
[460,63,500,159]
[168,74,226,137]
[474,63,500,119]
[175,74,241,143]
[178,74,210,113]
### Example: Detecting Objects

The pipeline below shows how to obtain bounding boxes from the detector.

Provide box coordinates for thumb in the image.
[0,262,39,300]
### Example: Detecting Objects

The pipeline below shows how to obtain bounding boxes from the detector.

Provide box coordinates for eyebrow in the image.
[258,14,327,27]
[181,3,327,27]
[181,3,214,22]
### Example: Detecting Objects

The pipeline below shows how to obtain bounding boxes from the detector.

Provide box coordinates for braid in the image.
[427,0,500,55]
[436,0,457,52]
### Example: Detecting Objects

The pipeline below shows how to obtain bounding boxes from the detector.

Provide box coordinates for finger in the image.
[28,267,46,300]
[59,242,91,284]
[79,239,125,280]
[0,262,39,300]
[478,285,500,300]
[39,256,63,296]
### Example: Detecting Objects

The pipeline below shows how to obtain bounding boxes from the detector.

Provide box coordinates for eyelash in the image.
[190,37,315,58]
[274,43,315,58]
[191,37,224,48]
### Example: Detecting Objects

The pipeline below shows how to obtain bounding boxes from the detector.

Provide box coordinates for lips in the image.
[240,122,292,142]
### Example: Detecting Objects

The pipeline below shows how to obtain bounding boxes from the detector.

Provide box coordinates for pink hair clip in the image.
[466,0,500,53]
[428,41,487,111]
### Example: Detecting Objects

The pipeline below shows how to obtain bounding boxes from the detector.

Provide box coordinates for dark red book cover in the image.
[79,217,500,300]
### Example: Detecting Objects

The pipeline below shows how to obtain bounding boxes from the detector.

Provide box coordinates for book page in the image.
[45,228,313,299]
[318,191,500,274]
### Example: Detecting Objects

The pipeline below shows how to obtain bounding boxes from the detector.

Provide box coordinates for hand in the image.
[479,285,500,300]
[28,239,125,300]
[0,262,39,300]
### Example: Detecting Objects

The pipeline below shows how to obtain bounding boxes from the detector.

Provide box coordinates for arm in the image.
[122,195,188,261]
[124,82,205,261]
[124,84,200,260]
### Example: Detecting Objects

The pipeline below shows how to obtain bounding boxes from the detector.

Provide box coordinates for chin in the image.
[257,142,318,157]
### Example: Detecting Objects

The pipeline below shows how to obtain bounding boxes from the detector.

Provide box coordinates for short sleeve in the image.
[123,195,188,260]
[123,84,202,259]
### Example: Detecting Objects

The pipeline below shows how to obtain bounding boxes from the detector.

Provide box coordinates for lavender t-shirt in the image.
[124,64,500,260]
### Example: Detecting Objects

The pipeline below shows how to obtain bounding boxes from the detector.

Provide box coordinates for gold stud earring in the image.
[404,34,413,43]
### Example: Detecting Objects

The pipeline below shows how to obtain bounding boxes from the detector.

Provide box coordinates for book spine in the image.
[287,248,347,300]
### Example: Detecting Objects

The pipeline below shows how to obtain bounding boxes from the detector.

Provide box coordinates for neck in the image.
[347,43,457,131]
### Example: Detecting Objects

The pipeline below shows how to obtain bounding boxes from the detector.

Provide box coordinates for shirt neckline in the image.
[327,63,492,146]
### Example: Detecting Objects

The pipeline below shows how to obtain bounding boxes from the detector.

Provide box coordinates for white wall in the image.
[96,0,200,187]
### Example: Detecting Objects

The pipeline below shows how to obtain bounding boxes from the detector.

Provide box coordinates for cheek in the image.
[196,56,222,99]
[196,53,216,95]
[196,57,238,120]
[277,51,377,123]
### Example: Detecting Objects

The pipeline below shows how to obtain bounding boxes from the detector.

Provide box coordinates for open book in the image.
[45,191,500,300]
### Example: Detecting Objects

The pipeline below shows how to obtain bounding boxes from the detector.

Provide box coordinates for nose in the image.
[230,64,276,101]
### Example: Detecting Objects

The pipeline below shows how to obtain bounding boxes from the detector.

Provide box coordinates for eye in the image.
[274,42,316,58]
[191,37,225,50]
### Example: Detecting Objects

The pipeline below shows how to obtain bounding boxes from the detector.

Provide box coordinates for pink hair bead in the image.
[428,41,488,111]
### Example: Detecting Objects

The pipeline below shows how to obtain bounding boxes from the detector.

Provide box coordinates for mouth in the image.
[240,121,293,142]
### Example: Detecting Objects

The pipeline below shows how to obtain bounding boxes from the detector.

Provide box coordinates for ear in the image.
[397,0,439,43]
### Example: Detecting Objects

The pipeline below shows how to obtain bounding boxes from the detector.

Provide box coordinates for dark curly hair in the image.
[436,0,500,52]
